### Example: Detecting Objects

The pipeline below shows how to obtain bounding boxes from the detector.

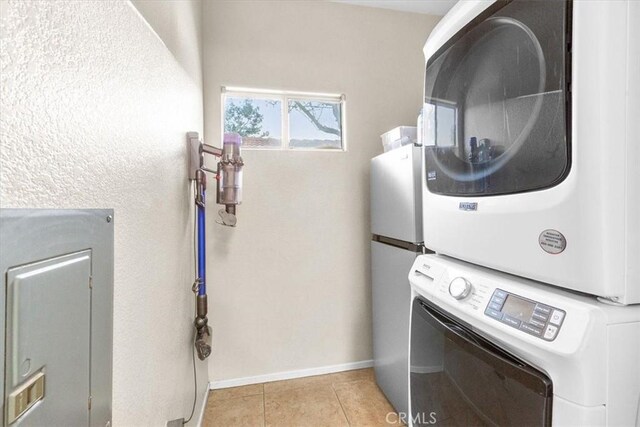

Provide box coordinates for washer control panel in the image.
[484,289,566,341]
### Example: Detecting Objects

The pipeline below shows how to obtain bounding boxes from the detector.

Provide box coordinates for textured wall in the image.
[203,0,440,382]
[0,1,207,425]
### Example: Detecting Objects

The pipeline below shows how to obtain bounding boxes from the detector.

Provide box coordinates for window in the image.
[424,100,457,148]
[222,87,345,151]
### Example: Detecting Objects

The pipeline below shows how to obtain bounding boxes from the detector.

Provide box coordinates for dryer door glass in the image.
[424,0,570,196]
[409,298,553,426]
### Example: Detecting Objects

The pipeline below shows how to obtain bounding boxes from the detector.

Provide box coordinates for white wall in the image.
[203,1,439,382]
[131,0,203,88]
[0,1,207,425]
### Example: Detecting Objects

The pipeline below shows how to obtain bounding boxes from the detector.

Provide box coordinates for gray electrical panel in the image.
[0,210,113,427]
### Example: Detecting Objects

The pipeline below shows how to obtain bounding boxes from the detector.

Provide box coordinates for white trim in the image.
[224,86,343,100]
[209,359,374,390]
[184,383,209,427]
[194,386,209,427]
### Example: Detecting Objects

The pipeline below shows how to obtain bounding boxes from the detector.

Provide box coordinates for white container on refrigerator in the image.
[371,143,425,416]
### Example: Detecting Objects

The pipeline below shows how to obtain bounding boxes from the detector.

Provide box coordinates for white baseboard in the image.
[195,385,208,427]
[209,359,374,390]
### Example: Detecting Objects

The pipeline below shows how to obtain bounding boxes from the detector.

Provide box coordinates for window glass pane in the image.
[423,103,436,146]
[435,103,456,148]
[288,99,342,150]
[224,97,282,148]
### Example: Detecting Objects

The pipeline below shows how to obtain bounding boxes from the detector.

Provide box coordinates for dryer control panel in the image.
[485,289,565,341]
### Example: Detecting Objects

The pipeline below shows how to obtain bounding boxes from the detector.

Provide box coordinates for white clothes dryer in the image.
[420,0,640,304]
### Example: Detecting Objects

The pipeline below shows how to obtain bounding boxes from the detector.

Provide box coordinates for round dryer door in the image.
[423,0,570,197]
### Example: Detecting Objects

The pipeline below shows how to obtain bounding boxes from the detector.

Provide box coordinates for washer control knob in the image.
[449,277,472,300]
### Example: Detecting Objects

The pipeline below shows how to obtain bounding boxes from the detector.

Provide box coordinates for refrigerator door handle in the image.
[372,234,424,253]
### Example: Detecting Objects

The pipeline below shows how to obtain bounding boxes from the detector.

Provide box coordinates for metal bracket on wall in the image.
[187,131,202,181]
[188,132,224,181]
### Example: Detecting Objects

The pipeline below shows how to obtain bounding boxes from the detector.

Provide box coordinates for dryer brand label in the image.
[539,229,566,254]
[459,202,478,211]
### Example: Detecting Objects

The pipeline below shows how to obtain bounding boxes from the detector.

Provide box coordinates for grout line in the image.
[208,392,264,403]
[331,382,352,426]
[212,372,382,427]
[262,383,266,427]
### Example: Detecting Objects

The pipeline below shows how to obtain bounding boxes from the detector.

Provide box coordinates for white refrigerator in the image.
[370,143,426,416]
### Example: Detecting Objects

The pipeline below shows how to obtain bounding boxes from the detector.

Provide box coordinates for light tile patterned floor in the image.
[203,368,404,427]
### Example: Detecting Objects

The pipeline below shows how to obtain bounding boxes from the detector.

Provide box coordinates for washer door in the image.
[409,298,553,426]
[423,0,570,196]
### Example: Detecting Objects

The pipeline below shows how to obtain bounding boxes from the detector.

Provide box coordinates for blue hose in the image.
[197,190,206,296]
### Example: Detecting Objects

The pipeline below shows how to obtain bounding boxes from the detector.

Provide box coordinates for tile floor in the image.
[203,368,405,426]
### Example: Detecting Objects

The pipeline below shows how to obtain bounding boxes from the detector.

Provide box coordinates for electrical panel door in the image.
[5,251,92,425]
[0,209,113,427]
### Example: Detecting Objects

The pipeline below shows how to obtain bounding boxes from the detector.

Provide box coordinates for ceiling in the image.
[333,0,458,16]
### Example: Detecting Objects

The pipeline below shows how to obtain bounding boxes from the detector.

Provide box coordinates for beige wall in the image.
[203,0,439,382]
[1,1,206,424]
[131,0,203,88]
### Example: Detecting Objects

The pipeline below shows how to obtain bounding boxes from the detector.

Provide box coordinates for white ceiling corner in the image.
[331,0,458,16]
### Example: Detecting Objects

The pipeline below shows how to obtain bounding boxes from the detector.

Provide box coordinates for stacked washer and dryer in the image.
[408,0,640,426]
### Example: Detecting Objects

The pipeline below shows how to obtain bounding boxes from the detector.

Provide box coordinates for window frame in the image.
[221,86,347,152]
[424,97,459,149]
